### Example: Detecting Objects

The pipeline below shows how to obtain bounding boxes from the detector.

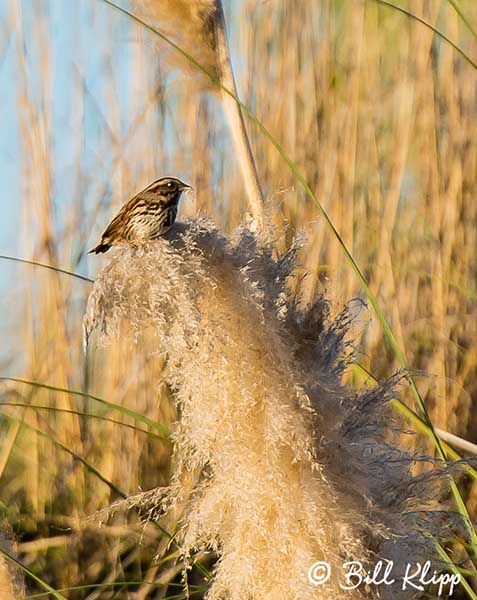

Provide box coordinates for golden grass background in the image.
[0,0,476,597]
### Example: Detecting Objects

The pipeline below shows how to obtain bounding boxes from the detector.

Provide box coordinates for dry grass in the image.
[0,533,25,600]
[0,557,18,600]
[0,0,476,597]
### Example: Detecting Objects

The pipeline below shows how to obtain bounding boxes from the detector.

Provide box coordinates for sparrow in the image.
[89,176,191,254]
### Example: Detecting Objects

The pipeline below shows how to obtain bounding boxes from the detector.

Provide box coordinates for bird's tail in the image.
[88,241,111,254]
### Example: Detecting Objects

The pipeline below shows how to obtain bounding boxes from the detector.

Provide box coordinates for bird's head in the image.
[145,176,192,198]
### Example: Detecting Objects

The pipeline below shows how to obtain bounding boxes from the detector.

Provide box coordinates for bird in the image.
[89,176,192,254]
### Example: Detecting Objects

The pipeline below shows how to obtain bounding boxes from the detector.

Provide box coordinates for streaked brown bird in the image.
[89,176,191,254]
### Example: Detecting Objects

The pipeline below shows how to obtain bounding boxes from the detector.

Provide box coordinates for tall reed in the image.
[136,0,265,225]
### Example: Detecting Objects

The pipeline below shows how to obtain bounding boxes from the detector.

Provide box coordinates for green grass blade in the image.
[0,376,171,441]
[446,0,477,39]
[25,581,206,599]
[155,523,213,582]
[0,402,163,440]
[1,412,127,498]
[349,361,477,556]
[349,362,477,479]
[0,547,67,600]
[434,541,477,600]
[372,0,477,69]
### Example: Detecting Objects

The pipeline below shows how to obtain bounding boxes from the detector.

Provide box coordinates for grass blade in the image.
[1,411,127,498]
[24,581,206,599]
[434,541,477,600]
[0,376,171,441]
[0,255,93,283]
[349,362,477,478]
[0,402,163,440]
[372,0,477,69]
[446,0,477,39]
[0,547,67,600]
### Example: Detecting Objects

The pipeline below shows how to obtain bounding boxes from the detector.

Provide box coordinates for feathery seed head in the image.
[135,0,222,82]
[85,220,458,599]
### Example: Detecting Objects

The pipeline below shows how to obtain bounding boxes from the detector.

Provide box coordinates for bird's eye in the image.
[167,182,172,187]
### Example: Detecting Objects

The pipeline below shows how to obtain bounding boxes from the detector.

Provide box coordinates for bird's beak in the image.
[180,182,193,192]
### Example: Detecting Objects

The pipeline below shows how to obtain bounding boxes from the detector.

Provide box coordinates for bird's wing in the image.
[100,199,135,241]
[99,182,158,242]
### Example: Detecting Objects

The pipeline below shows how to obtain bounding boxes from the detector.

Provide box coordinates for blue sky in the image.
[0,0,242,281]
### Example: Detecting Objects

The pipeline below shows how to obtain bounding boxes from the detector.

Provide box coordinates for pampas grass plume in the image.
[135,0,221,78]
[84,221,451,599]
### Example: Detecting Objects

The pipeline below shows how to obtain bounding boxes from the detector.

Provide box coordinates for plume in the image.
[84,220,461,599]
